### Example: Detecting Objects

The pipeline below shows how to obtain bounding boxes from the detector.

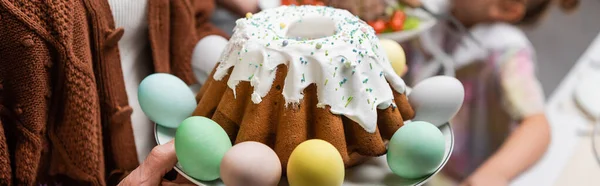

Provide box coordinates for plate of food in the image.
[154,79,457,186]
[374,6,436,42]
[139,5,462,186]
[259,0,436,43]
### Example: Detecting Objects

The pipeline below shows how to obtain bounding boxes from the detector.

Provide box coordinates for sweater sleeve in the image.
[0,30,53,185]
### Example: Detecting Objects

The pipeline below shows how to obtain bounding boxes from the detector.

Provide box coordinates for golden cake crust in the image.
[193,64,415,171]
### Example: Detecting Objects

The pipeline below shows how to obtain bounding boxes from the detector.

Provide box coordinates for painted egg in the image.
[408,76,464,126]
[138,73,196,128]
[175,116,232,181]
[379,39,407,76]
[387,121,445,179]
[287,139,345,186]
[220,141,282,186]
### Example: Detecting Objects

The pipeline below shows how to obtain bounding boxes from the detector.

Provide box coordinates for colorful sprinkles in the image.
[339,78,347,87]
[213,5,407,133]
[345,96,353,107]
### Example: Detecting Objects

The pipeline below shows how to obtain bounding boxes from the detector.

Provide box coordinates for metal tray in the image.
[154,121,454,186]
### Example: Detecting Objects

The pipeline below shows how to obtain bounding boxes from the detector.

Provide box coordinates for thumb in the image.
[119,140,178,185]
[142,140,178,176]
[137,140,178,185]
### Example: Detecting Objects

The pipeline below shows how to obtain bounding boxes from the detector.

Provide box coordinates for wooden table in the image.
[511,33,600,186]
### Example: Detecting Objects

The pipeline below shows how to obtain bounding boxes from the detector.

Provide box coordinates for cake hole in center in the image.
[286,16,337,40]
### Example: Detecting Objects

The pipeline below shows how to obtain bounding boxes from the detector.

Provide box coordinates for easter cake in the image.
[192,5,415,170]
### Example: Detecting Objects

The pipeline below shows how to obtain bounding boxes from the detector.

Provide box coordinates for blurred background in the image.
[524,0,600,96]
[213,1,600,97]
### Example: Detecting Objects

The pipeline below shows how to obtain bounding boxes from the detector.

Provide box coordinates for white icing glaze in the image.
[214,5,406,133]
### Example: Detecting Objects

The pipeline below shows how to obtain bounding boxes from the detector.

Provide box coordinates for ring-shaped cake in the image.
[194,5,415,170]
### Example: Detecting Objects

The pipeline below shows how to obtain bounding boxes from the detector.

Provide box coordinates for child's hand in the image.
[459,170,509,186]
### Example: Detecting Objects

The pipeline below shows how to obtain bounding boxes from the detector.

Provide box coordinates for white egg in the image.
[408,76,464,126]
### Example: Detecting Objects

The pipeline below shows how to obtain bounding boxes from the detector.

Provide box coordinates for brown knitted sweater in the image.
[0,0,225,185]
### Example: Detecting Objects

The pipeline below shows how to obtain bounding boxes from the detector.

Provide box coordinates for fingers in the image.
[142,140,178,176]
[117,141,183,186]
[125,140,177,185]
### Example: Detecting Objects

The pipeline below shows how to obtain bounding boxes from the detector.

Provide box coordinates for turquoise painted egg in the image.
[138,73,196,128]
[387,121,445,179]
[175,116,232,181]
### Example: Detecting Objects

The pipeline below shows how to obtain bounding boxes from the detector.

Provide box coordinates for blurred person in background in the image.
[396,0,579,185]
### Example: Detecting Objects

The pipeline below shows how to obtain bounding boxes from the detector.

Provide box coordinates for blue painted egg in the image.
[138,73,196,128]
[387,121,446,179]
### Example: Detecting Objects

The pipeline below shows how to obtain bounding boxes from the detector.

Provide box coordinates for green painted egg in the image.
[175,116,232,181]
[387,121,445,179]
